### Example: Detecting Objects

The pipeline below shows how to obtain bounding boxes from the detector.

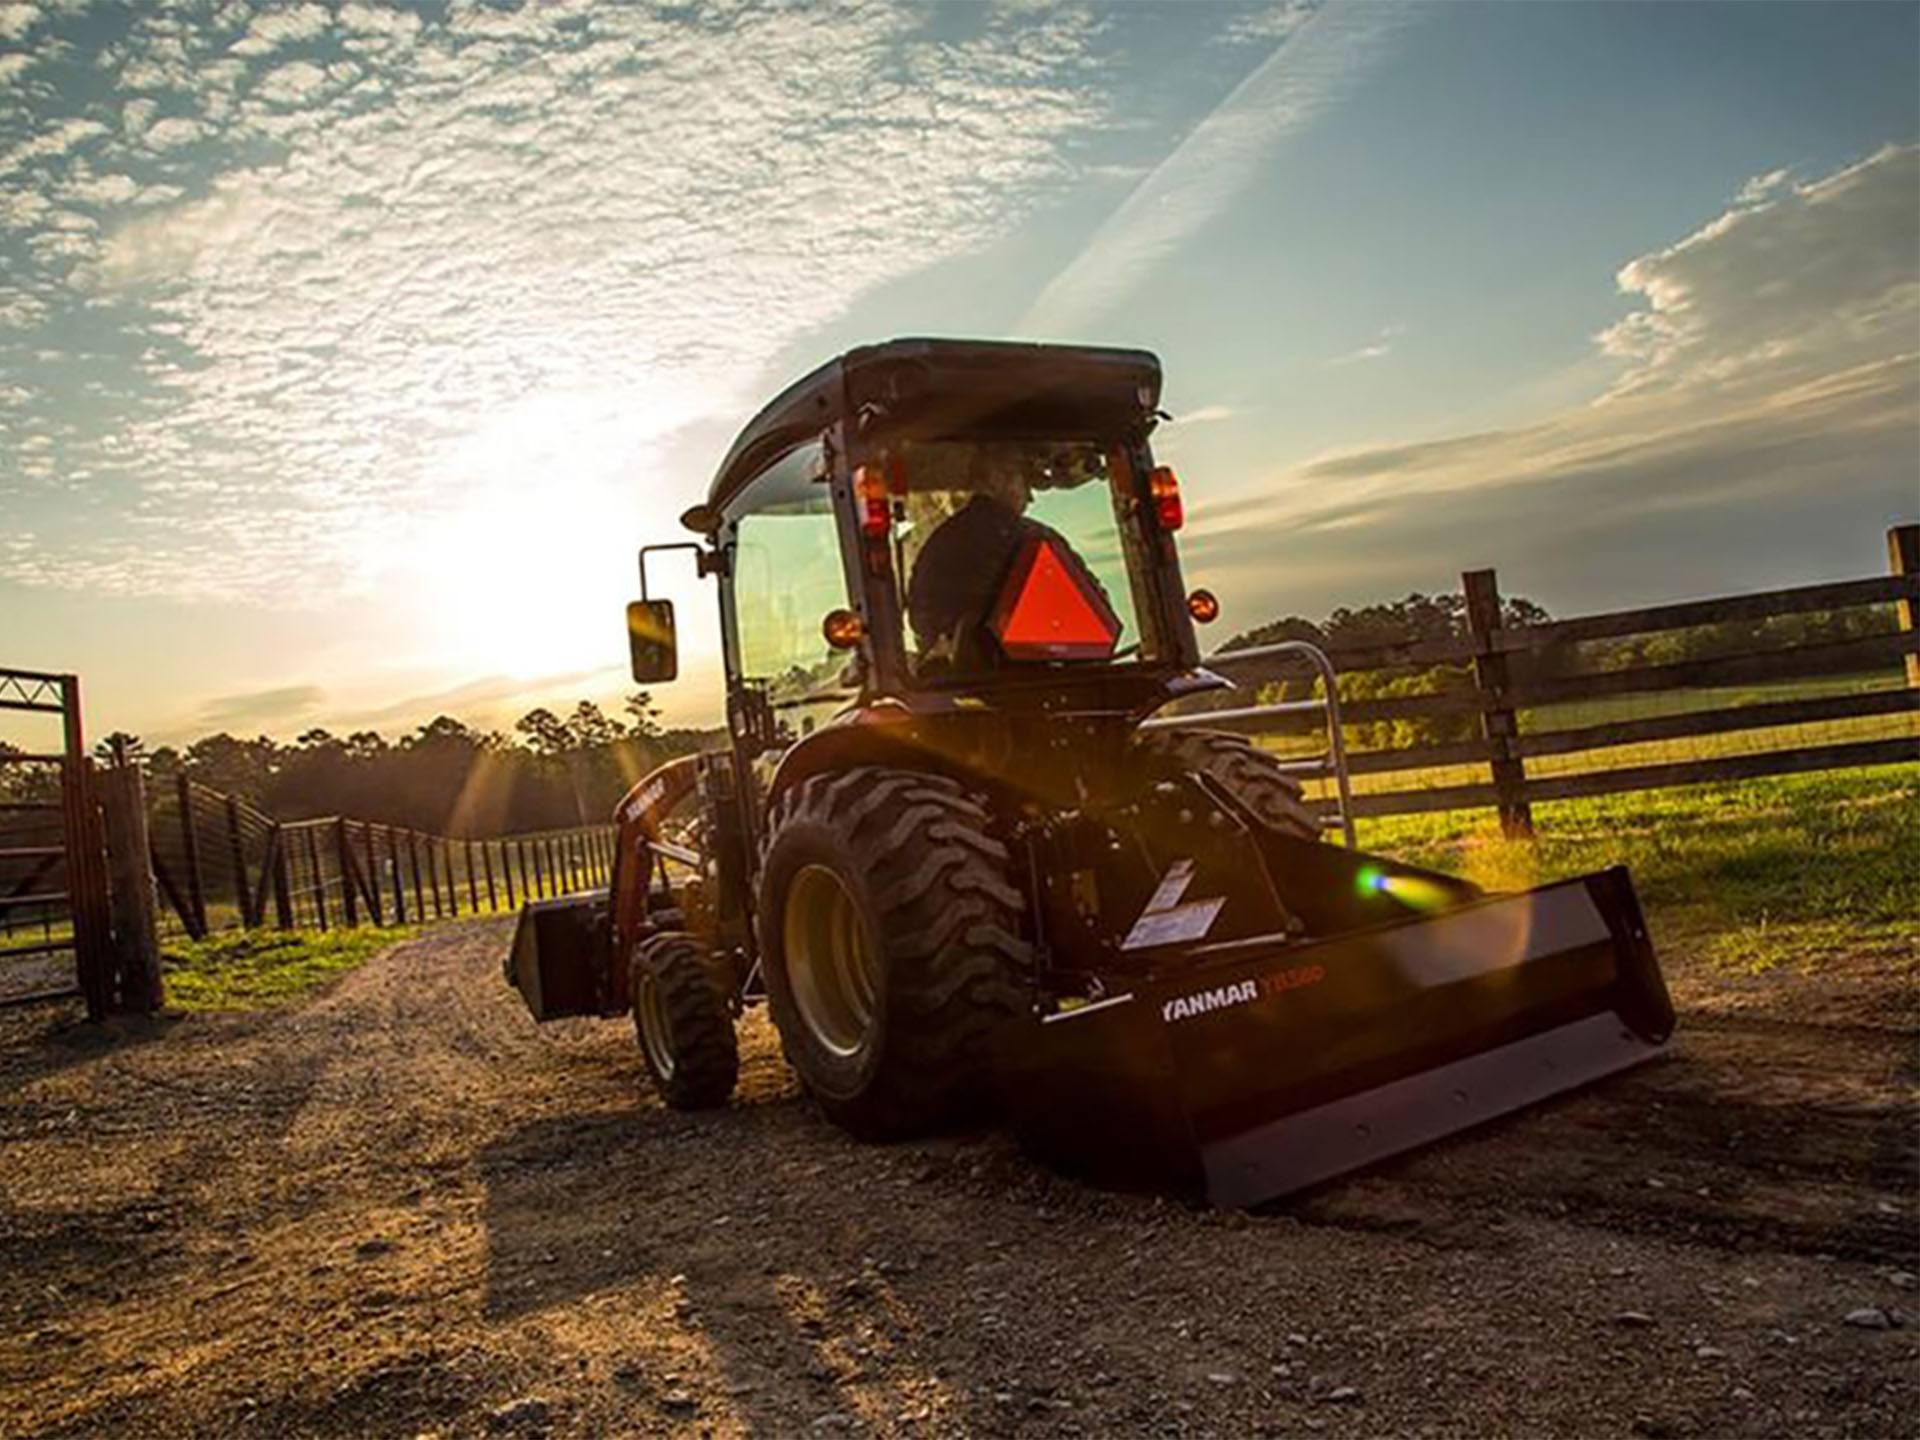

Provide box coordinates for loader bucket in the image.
[993,866,1673,1207]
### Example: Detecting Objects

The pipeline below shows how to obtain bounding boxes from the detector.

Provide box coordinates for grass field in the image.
[1358,762,1920,975]
[160,926,415,1011]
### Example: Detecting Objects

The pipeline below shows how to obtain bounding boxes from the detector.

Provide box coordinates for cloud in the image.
[143,116,208,150]
[1330,342,1390,365]
[0,3,1124,605]
[336,667,622,733]
[1216,2,1322,48]
[229,4,331,59]
[0,3,41,43]
[1185,145,1920,613]
[1020,0,1415,335]
[195,683,325,730]
[1597,144,1920,401]
[1178,404,1236,424]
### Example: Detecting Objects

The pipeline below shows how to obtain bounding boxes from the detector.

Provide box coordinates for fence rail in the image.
[146,777,616,940]
[1175,523,1920,834]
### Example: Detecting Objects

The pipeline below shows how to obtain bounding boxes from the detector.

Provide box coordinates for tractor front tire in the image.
[1141,729,1322,840]
[758,767,1030,1140]
[630,931,738,1110]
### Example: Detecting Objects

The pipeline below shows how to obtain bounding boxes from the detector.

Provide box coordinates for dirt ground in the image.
[1,919,1913,1439]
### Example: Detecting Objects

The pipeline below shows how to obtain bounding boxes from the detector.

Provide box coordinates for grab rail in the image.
[1140,640,1357,847]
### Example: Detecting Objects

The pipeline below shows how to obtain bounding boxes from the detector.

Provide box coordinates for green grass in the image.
[1358,763,1920,974]
[1519,671,1906,732]
[161,926,414,1011]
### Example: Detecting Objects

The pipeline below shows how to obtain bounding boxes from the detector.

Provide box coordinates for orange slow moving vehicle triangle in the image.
[989,536,1122,660]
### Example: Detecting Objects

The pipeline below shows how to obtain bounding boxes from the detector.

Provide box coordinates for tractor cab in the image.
[633,341,1218,771]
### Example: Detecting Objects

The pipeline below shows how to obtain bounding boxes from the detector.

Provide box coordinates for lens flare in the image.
[1355,865,1453,912]
[1380,873,1455,912]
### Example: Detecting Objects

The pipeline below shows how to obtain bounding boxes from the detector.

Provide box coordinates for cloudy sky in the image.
[2,0,1915,744]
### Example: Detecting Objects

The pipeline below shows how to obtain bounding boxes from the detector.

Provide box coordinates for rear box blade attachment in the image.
[993,866,1674,1207]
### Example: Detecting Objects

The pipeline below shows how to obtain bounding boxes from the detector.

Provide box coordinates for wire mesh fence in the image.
[145,775,617,940]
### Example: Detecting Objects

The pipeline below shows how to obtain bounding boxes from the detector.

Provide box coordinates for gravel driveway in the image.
[1,919,1913,1438]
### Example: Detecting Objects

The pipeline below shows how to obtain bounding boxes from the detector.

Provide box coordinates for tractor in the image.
[505,338,1674,1206]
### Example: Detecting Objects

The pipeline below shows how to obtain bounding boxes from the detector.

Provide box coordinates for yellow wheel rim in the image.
[784,864,880,1058]
[636,962,675,1081]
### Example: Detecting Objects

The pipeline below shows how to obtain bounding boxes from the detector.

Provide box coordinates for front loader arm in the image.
[610,755,705,957]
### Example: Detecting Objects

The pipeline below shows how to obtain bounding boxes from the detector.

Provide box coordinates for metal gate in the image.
[0,668,114,1017]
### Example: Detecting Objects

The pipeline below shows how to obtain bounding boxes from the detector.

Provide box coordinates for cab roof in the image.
[703,338,1162,520]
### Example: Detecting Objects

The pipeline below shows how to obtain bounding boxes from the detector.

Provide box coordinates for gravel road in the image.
[1,919,1913,1438]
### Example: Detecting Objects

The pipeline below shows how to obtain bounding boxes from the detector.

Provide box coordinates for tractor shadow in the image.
[478,1090,1075,1433]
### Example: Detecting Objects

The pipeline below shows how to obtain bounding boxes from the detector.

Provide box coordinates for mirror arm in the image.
[638,541,724,600]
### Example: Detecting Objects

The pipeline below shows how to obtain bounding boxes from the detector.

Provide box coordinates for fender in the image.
[764,703,984,812]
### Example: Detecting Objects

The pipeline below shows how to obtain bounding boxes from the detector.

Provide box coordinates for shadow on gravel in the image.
[478,1100,1048,1435]
[0,1004,185,1088]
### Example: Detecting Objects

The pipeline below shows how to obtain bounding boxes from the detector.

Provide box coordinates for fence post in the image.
[1463,568,1534,838]
[527,839,543,899]
[1891,524,1920,690]
[485,840,501,910]
[335,819,359,926]
[268,824,293,929]
[465,839,480,912]
[387,826,408,924]
[404,829,427,919]
[100,761,163,1013]
[304,827,328,930]
[356,822,381,925]
[175,772,208,939]
[55,677,106,1019]
[225,794,254,926]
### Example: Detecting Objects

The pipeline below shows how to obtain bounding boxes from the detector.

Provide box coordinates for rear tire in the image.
[758,767,1030,1140]
[630,932,738,1110]
[1140,729,1321,840]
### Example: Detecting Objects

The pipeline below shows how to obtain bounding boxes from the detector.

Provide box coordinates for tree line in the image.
[0,693,720,839]
[1223,593,1897,750]
[1,594,1894,831]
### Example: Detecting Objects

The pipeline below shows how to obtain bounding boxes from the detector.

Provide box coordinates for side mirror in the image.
[627,599,678,683]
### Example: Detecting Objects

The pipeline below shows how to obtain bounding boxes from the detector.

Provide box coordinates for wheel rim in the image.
[635,961,676,1081]
[784,864,880,1059]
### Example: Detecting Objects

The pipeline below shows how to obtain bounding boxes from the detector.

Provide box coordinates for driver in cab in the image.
[906,447,1112,674]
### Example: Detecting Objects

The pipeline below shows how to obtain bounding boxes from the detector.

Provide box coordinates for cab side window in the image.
[729,441,849,728]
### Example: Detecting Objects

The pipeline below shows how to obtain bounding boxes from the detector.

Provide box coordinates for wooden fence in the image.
[1189,523,1920,835]
[145,776,617,939]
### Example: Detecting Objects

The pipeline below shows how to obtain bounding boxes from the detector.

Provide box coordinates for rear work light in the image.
[854,464,891,538]
[1149,466,1183,531]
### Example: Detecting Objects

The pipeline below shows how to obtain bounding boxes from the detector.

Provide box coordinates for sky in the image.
[1,0,1916,748]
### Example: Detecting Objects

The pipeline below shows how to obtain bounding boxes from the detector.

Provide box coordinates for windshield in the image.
[891,438,1157,679]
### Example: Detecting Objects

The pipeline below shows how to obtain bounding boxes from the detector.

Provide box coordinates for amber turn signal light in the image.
[1187,588,1219,624]
[822,608,865,648]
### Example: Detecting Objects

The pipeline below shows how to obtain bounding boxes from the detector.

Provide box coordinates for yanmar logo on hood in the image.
[1160,965,1325,1024]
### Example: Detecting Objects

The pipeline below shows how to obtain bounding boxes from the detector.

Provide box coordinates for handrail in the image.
[1142,641,1357,847]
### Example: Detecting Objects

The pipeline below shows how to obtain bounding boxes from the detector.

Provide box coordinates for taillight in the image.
[1149,466,1183,531]
[854,464,891,538]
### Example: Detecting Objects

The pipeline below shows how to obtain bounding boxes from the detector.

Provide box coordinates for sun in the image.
[400,396,659,678]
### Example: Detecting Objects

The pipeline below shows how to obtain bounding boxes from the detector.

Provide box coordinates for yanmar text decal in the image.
[1160,964,1326,1023]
